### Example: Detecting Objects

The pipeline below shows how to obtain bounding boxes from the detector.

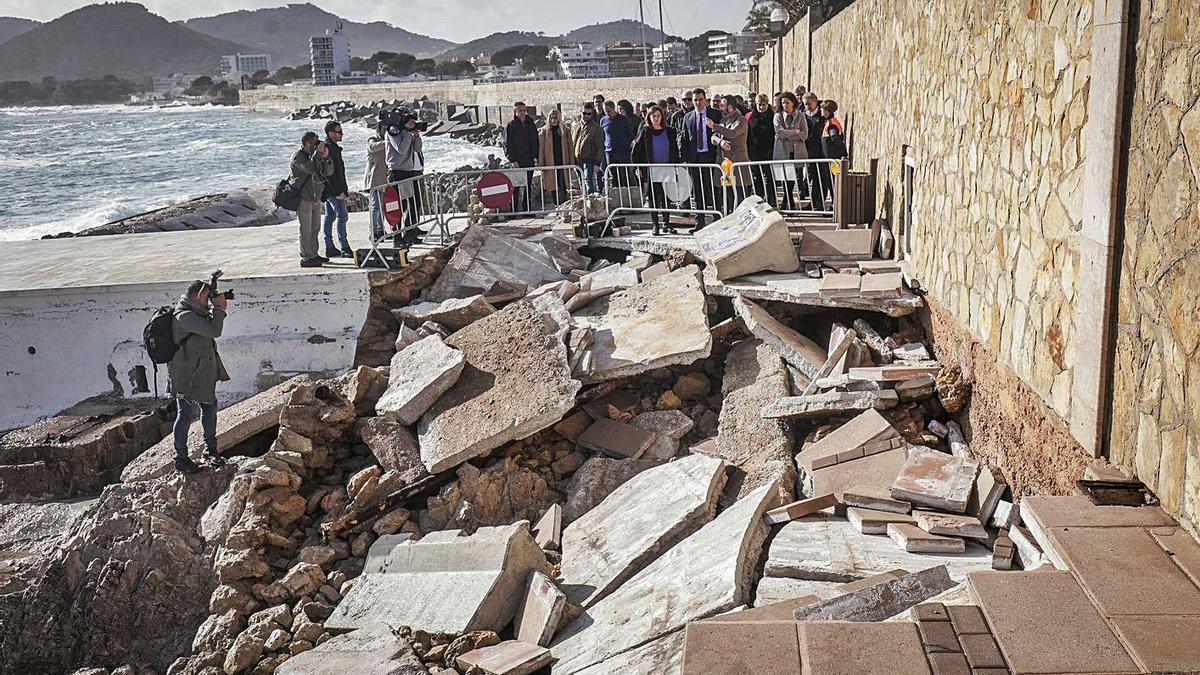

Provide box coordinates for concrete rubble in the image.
[428,224,566,302]
[693,195,800,280]
[375,335,466,425]
[392,294,496,332]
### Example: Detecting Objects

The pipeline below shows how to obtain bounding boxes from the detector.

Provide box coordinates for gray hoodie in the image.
[167,296,229,403]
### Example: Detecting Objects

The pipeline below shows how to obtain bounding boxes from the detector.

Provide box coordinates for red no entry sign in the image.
[476,171,514,209]
[381,185,403,226]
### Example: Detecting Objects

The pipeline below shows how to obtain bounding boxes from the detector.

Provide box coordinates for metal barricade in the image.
[366,173,445,269]
[436,164,588,229]
[729,159,839,219]
[600,162,726,236]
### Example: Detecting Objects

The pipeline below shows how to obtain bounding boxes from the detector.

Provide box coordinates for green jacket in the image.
[290,148,333,203]
[167,297,230,403]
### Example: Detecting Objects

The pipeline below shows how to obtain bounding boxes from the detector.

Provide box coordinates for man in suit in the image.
[677,87,723,230]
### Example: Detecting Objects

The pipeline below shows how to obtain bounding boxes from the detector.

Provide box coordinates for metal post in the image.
[640,0,650,77]
[657,0,666,75]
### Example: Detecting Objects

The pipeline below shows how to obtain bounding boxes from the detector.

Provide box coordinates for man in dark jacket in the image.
[321,121,351,258]
[600,100,633,187]
[678,87,723,229]
[168,280,230,474]
[504,101,539,212]
[802,92,827,209]
[291,131,334,268]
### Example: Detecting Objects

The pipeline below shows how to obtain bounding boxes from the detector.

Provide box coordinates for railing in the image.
[731,158,838,219]
[600,162,727,235]
[435,164,588,229]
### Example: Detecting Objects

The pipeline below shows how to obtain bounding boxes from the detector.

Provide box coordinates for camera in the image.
[380,106,428,133]
[209,269,235,301]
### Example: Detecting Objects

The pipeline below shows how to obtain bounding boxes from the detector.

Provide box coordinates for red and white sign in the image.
[475,171,514,209]
[381,185,403,226]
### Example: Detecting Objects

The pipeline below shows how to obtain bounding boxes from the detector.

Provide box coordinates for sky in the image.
[3,0,753,43]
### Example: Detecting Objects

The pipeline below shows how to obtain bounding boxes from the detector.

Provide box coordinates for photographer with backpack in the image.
[167,279,230,474]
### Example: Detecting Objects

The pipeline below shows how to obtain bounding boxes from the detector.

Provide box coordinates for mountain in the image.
[0,17,39,46]
[184,3,456,66]
[0,4,250,81]
[434,20,677,62]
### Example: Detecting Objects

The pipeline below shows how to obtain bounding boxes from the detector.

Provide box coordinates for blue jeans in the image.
[173,397,217,459]
[368,191,385,240]
[322,197,350,250]
[580,160,597,195]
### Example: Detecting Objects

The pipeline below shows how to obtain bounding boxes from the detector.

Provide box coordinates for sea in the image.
[0,103,496,241]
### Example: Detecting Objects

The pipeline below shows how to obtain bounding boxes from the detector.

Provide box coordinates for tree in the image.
[744,0,855,33]
[491,44,548,68]
[190,75,213,89]
[435,60,475,78]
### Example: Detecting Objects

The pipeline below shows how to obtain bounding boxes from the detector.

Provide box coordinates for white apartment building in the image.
[708,31,766,72]
[652,41,691,76]
[311,28,351,86]
[219,53,273,81]
[552,44,609,79]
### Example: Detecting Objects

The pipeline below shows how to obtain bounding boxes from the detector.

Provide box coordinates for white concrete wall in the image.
[0,273,371,430]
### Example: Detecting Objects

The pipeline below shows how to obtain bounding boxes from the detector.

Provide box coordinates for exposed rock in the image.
[672,372,711,401]
[376,336,466,426]
[224,632,265,674]
[192,609,246,654]
[420,458,558,533]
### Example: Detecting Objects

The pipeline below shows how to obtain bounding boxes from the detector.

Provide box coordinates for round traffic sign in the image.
[381,185,404,227]
[476,171,515,209]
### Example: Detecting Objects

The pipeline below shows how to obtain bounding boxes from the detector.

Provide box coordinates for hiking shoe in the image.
[202,450,226,466]
[175,457,202,475]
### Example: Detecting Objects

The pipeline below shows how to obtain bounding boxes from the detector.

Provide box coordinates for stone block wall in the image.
[1110,0,1200,527]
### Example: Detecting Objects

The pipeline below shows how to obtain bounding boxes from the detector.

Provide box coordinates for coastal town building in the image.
[552,44,610,79]
[652,41,691,76]
[150,73,193,99]
[708,31,766,72]
[606,41,654,78]
[311,27,351,86]
[218,53,273,81]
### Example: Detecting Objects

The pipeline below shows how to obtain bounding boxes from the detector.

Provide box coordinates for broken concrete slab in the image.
[531,504,562,551]
[575,418,657,460]
[362,533,415,574]
[890,447,978,513]
[1008,525,1051,570]
[551,481,778,674]
[457,640,551,675]
[325,522,548,634]
[392,295,496,333]
[560,453,727,609]
[760,513,991,583]
[794,409,900,474]
[793,564,955,622]
[275,624,426,675]
[887,523,967,554]
[514,571,566,647]
[849,364,941,382]
[807,447,908,502]
[798,621,932,674]
[732,296,826,377]
[578,264,639,293]
[561,456,658,523]
[418,294,581,474]
[763,494,838,525]
[535,233,591,274]
[682,620,802,674]
[713,339,796,507]
[571,627,685,675]
[895,374,937,402]
[355,416,428,485]
[762,390,899,420]
[706,595,821,623]
[569,266,711,384]
[818,273,861,296]
[753,576,844,606]
[843,484,912,514]
[704,270,923,317]
[913,511,988,541]
[892,342,931,361]
[428,225,566,302]
[835,568,909,594]
[629,410,695,461]
[693,195,799,280]
[965,466,1005,525]
[846,506,915,534]
[375,335,466,426]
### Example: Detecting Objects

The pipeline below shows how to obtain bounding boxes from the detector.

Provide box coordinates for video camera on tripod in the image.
[380,106,429,134]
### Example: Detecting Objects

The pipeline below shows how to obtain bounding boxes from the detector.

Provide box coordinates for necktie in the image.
[696,111,703,152]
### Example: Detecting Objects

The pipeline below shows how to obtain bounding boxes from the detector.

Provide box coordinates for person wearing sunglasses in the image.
[574,102,606,195]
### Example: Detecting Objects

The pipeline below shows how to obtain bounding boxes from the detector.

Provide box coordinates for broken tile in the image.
[760,390,899,419]
[795,409,900,473]
[392,294,496,332]
[732,295,828,377]
[559,454,726,609]
[913,511,988,540]
[891,447,979,513]
[946,605,989,635]
[793,565,954,622]
[763,494,838,525]
[531,504,562,551]
[514,571,566,647]
[1111,616,1200,674]
[681,621,802,674]
[846,506,915,534]
[375,335,466,426]
[693,195,800,280]
[798,621,931,674]
[849,364,942,382]
[888,523,967,554]
[860,271,904,299]
[629,409,695,460]
[919,619,962,653]
[754,576,844,606]
[844,484,913,514]
[818,273,862,296]
[575,418,658,460]
[968,571,1138,674]
[455,640,551,675]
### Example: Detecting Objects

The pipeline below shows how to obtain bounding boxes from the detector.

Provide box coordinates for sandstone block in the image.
[456,640,551,675]
[629,409,695,460]
[761,390,899,419]
[561,456,658,523]
[376,335,466,426]
[890,446,979,513]
[793,565,955,622]
[514,571,566,647]
[276,624,426,675]
[694,195,799,280]
[392,294,496,332]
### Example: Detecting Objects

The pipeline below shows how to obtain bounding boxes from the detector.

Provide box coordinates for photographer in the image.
[168,279,230,475]
[385,107,427,245]
[364,120,389,241]
[291,131,333,267]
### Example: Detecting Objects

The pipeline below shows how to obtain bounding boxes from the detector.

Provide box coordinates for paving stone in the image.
[919,618,962,653]
[798,621,932,674]
[392,294,497,332]
[1149,526,1200,587]
[1110,616,1200,674]
[375,335,466,425]
[844,485,913,514]
[763,494,838,525]
[1019,495,1175,529]
[559,454,726,609]
[326,523,548,634]
[860,271,904,299]
[798,227,875,261]
[531,504,562,551]
[967,571,1138,674]
[926,652,970,675]
[628,410,695,460]
[793,565,955,622]
[753,576,843,606]
[847,506,915,534]
[693,194,800,280]
[859,260,903,273]
[849,364,942,382]
[732,296,827,377]
[891,447,979,513]
[762,390,899,419]
[569,266,711,384]
[914,603,950,622]
[418,294,580,474]
[550,482,779,674]
[762,514,991,583]
[704,594,821,622]
[818,273,862,296]
[889,523,967,554]
[428,224,566,302]
[913,512,988,541]
[1042,526,1200,617]
[514,571,566,647]
[991,536,1015,571]
[946,605,990,635]
[575,418,658,460]
[809,447,909,501]
[681,620,801,675]
[456,640,551,675]
[795,409,901,474]
[276,624,426,675]
[959,634,1006,669]
[965,467,1006,525]
[1007,526,1050,570]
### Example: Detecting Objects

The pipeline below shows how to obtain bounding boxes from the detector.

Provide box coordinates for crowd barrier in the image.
[367,173,446,269]
[436,164,588,230]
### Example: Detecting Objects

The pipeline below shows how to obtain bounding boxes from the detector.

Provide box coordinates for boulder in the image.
[569,266,711,384]
[428,225,566,302]
[376,335,466,426]
[392,295,496,332]
[276,624,426,675]
[693,195,799,280]
[418,295,580,474]
[560,454,727,609]
[325,523,549,635]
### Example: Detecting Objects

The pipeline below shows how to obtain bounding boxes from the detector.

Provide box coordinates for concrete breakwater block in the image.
[693,195,799,281]
[325,522,549,634]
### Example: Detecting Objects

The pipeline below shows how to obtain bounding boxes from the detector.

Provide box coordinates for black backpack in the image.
[272,173,310,211]
[143,306,178,397]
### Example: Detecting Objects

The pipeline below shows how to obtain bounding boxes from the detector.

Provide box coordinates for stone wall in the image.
[240,72,749,113]
[1110,0,1200,528]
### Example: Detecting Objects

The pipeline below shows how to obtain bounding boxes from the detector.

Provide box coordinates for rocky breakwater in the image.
[287,98,507,147]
